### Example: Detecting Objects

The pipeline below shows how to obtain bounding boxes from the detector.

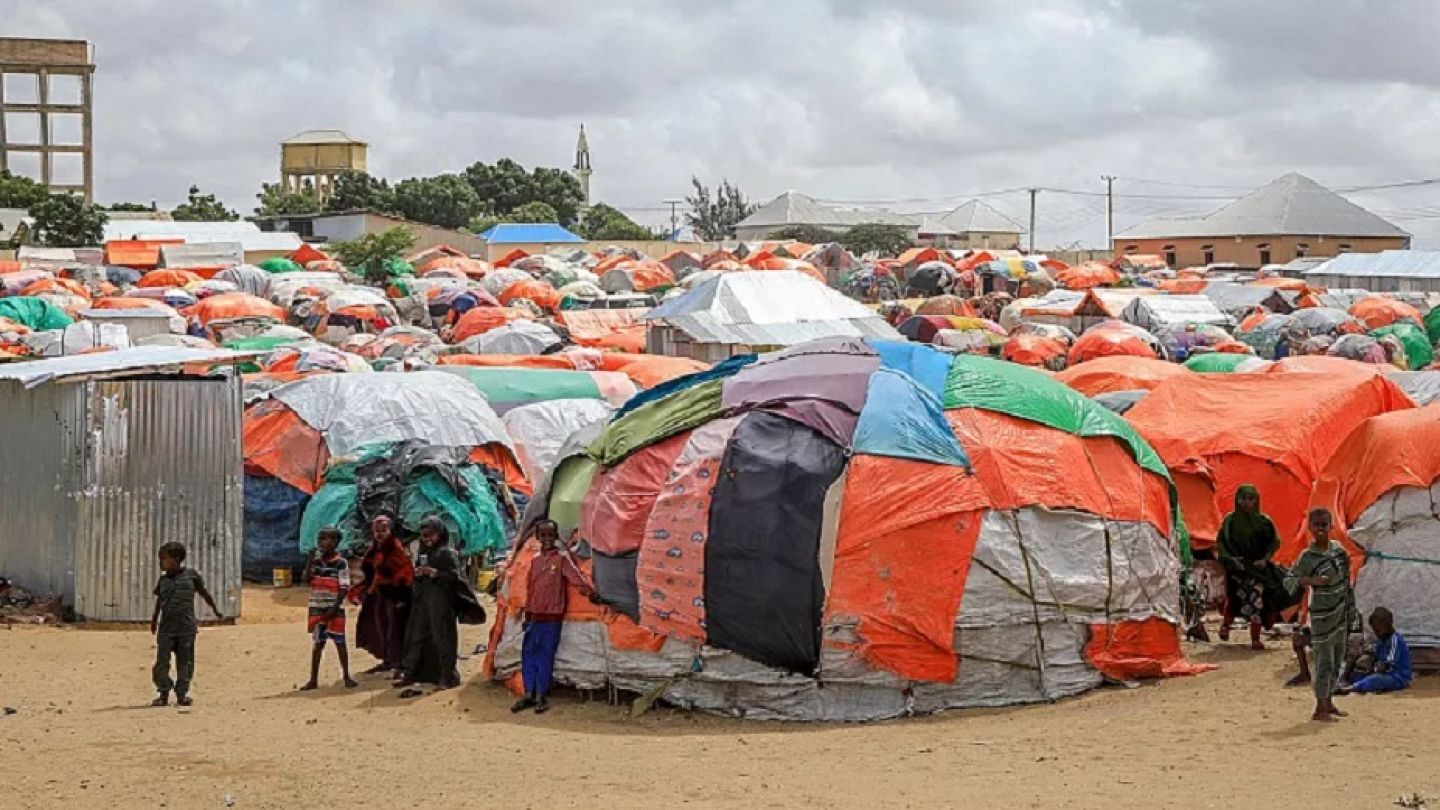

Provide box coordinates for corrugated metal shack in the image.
[0,347,249,622]
[643,270,900,362]
[1305,250,1440,293]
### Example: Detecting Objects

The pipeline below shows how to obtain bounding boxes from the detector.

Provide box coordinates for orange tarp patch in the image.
[493,249,529,268]
[1125,372,1413,559]
[468,444,532,497]
[498,279,562,311]
[438,353,576,371]
[593,353,708,389]
[137,268,202,289]
[105,239,182,269]
[824,455,988,682]
[183,292,285,326]
[1157,278,1206,294]
[1056,355,1189,396]
[242,399,329,494]
[289,243,330,266]
[451,306,525,343]
[580,432,691,556]
[1085,618,1216,679]
[1350,297,1423,330]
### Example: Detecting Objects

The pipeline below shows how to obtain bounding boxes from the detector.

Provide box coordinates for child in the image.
[301,528,357,690]
[1339,607,1412,695]
[150,541,221,707]
[511,520,594,715]
[1286,508,1354,722]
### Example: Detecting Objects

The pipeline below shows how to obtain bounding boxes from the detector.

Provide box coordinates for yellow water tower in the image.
[280,129,367,203]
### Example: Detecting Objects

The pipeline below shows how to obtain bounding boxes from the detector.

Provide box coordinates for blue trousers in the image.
[521,620,563,697]
[1350,672,1409,693]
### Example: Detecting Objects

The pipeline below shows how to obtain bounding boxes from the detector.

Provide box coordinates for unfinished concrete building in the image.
[0,37,95,201]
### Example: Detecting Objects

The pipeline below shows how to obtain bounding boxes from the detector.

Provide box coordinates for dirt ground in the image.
[1,586,1436,810]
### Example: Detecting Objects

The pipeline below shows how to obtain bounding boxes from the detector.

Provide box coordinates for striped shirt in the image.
[308,554,351,614]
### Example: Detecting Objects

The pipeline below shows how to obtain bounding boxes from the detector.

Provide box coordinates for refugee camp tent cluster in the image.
[488,337,1205,721]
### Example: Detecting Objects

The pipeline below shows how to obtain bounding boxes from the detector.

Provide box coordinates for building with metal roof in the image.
[1114,173,1409,270]
[734,192,1024,249]
[643,270,900,361]
[477,222,586,245]
[103,220,301,261]
[1304,250,1440,293]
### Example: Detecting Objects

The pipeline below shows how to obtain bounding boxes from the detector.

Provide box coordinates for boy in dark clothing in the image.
[511,521,593,715]
[151,541,220,707]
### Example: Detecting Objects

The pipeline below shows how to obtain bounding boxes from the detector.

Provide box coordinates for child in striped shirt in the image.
[301,528,358,690]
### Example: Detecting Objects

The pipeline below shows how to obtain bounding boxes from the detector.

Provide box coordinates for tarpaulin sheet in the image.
[1126,372,1413,557]
[1371,322,1433,370]
[0,297,73,331]
[242,474,310,581]
[451,306,524,342]
[591,378,725,466]
[1351,297,1422,330]
[271,371,511,458]
[299,479,361,553]
[1310,407,1440,552]
[468,443,531,497]
[1085,618,1215,679]
[592,550,640,617]
[704,412,846,674]
[824,455,988,682]
[852,368,970,467]
[720,339,877,448]
[581,431,691,556]
[866,338,953,397]
[501,399,613,483]
[242,400,330,494]
[614,353,752,419]
[1183,353,1252,373]
[432,366,604,410]
[401,465,507,556]
[943,354,1169,481]
[548,454,600,544]
[1067,327,1159,365]
[1426,306,1440,345]
[183,292,285,326]
[1262,355,1387,378]
[636,416,741,642]
[1001,334,1065,367]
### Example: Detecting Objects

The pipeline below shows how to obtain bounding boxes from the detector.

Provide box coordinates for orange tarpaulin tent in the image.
[1055,261,1119,290]
[289,243,330,266]
[422,255,490,279]
[498,278,562,311]
[182,292,285,326]
[137,268,202,289]
[88,297,175,312]
[105,239,182,269]
[1125,372,1413,559]
[1157,278,1207,294]
[1249,276,1308,291]
[20,277,91,302]
[1350,297,1423,330]
[1067,324,1160,365]
[450,306,526,343]
[1056,355,1189,395]
[1000,333,1066,367]
[493,249,529,268]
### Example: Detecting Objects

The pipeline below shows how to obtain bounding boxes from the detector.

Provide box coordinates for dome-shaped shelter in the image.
[488,338,1200,721]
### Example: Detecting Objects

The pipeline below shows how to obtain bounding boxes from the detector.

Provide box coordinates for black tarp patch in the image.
[703,411,845,674]
[591,548,640,620]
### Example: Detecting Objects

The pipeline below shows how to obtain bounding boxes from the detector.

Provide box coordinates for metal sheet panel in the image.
[0,381,84,604]
[73,378,243,622]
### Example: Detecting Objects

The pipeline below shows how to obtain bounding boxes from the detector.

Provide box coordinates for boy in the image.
[301,527,358,690]
[1338,607,1411,695]
[151,541,221,707]
[511,520,594,715]
[1286,508,1354,722]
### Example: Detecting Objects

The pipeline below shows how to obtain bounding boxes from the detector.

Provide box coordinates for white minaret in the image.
[573,124,592,207]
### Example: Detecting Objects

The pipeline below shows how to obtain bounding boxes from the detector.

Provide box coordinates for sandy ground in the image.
[1,586,1437,810]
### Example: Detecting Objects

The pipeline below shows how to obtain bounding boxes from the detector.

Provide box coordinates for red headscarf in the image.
[358,516,414,595]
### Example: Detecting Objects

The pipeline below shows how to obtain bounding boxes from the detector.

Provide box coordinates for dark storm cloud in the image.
[10,0,1440,246]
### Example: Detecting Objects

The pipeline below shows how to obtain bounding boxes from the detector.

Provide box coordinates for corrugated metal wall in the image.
[72,378,244,621]
[0,381,84,604]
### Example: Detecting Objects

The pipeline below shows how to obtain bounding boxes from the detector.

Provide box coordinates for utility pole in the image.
[1101,175,1115,248]
[1027,188,1038,253]
[663,198,683,241]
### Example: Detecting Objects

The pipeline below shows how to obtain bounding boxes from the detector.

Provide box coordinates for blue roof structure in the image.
[477,223,585,244]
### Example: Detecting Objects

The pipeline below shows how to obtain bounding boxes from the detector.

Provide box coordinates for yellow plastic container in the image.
[272,568,293,588]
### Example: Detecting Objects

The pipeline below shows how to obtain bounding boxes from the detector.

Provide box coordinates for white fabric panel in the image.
[1353,486,1440,648]
[501,399,613,482]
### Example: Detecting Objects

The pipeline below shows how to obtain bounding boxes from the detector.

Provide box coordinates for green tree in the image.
[767,225,839,244]
[29,193,108,247]
[462,158,585,225]
[330,226,418,285]
[509,200,559,223]
[254,182,321,217]
[840,223,912,257]
[685,177,754,241]
[577,203,657,241]
[388,174,482,230]
[101,201,158,212]
[0,170,50,209]
[325,171,392,213]
[172,185,238,221]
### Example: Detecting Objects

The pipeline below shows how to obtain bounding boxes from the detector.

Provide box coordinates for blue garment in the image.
[1354,632,1412,692]
[521,619,563,696]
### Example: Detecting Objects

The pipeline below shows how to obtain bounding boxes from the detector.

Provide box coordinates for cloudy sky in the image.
[12,0,1440,247]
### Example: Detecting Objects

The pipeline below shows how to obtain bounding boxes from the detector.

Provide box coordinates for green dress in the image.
[1287,543,1353,700]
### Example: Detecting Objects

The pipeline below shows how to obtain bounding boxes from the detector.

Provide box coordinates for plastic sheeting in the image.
[852,368,970,466]
[590,378,725,466]
[432,365,622,413]
[0,297,73,331]
[1388,371,1440,405]
[270,371,511,458]
[1350,484,1440,648]
[1056,355,1189,396]
[501,399,613,482]
[242,474,310,581]
[720,339,877,448]
[1371,322,1433,370]
[464,320,562,355]
[581,431,691,556]
[705,412,846,674]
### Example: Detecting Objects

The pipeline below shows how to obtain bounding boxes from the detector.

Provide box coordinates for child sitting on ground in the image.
[1338,607,1411,695]
[301,527,358,690]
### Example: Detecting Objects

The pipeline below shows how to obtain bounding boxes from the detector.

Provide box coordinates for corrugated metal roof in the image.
[1303,250,1440,279]
[159,241,243,268]
[478,223,585,244]
[0,346,250,388]
[282,128,366,145]
[937,199,1025,234]
[644,270,899,345]
[736,191,915,230]
[1122,294,1231,329]
[103,221,303,253]
[1120,173,1408,239]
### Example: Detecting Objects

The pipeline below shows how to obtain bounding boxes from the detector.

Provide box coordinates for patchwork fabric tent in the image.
[1126,373,1413,560]
[1310,408,1440,649]
[489,338,1200,721]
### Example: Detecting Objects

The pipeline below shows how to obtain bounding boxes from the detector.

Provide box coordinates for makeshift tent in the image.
[1370,322,1433,370]
[0,297,73,331]
[183,293,285,327]
[1310,408,1440,649]
[1121,295,1231,334]
[489,338,1201,721]
[463,321,562,355]
[242,474,310,581]
[1126,372,1413,560]
[1056,261,1119,290]
[1183,353,1261,373]
[258,257,303,274]
[1388,371,1440,405]
[1067,320,1162,365]
[1000,333,1066,368]
[501,398,614,482]
[1351,297,1423,330]
[430,366,636,414]
[599,260,675,294]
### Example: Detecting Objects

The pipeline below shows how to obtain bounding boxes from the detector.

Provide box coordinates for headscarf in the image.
[1217,484,1279,563]
[418,515,450,546]
[361,515,413,592]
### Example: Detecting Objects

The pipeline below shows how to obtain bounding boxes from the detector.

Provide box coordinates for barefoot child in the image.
[1339,607,1412,695]
[151,541,221,707]
[1286,508,1354,722]
[511,520,594,715]
[302,527,358,690]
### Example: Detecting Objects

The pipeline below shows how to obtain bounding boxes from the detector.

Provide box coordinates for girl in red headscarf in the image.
[352,515,414,676]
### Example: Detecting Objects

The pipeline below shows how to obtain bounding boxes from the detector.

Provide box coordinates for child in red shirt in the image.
[511,520,593,714]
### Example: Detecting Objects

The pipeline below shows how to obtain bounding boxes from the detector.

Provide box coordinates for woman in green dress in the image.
[1216,485,1294,649]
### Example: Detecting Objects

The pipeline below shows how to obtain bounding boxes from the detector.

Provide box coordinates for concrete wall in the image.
[1112,234,1408,270]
